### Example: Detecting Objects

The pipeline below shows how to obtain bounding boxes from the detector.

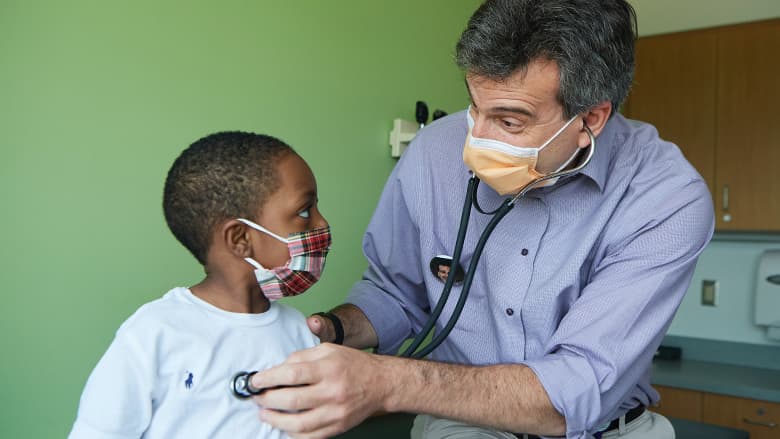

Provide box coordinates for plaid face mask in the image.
[237,218,331,301]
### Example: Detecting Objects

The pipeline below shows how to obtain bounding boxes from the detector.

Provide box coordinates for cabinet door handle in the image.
[742,418,777,428]
[722,185,732,222]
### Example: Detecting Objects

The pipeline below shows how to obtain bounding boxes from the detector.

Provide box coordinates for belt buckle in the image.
[594,406,645,438]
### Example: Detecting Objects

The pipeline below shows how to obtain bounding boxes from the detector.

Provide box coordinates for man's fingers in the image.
[250,360,319,392]
[255,381,330,412]
[251,345,385,438]
[285,343,340,364]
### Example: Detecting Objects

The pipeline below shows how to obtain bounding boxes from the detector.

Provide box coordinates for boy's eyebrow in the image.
[295,190,317,207]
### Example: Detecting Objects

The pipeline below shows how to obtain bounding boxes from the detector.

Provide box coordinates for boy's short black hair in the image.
[163,131,294,265]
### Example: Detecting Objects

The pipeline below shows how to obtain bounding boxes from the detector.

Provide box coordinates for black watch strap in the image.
[314,312,344,345]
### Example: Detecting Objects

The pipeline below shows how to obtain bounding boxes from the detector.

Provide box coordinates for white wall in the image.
[670,240,780,346]
[628,0,780,346]
[630,0,780,36]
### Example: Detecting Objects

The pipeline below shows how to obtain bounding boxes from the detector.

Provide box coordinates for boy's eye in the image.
[298,208,311,219]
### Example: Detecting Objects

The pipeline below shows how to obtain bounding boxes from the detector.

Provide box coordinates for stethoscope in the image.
[400,123,596,359]
[231,124,596,397]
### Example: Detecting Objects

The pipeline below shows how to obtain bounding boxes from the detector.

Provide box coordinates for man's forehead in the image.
[465,60,562,117]
[465,58,560,94]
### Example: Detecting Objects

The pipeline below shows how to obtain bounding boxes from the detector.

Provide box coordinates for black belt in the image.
[514,406,646,438]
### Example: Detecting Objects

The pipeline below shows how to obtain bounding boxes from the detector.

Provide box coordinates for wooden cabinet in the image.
[702,393,780,439]
[654,385,780,439]
[653,385,702,422]
[623,29,718,200]
[714,20,780,231]
[624,19,780,231]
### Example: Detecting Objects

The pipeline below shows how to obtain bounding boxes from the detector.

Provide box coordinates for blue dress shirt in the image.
[346,110,714,438]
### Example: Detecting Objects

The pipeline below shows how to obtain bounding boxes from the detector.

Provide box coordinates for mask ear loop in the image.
[237,218,289,271]
[509,121,596,205]
[537,114,580,151]
[237,218,289,243]
[244,257,264,270]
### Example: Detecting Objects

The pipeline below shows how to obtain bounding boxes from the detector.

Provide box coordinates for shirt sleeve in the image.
[522,178,714,438]
[345,141,430,354]
[68,328,153,439]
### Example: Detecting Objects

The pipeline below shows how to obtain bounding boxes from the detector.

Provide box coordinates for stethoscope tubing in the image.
[401,125,596,359]
[400,177,479,357]
[402,183,514,358]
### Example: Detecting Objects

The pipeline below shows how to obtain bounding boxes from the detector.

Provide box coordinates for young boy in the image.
[69,131,330,438]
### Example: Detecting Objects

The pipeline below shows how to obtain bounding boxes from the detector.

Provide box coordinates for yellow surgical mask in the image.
[462,107,579,195]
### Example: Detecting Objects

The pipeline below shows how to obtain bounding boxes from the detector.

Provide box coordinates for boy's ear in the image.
[222,219,253,258]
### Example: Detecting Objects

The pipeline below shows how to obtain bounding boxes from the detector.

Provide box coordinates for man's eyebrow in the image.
[464,79,533,118]
[493,106,533,118]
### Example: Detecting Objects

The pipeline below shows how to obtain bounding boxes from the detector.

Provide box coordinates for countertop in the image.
[652,358,780,403]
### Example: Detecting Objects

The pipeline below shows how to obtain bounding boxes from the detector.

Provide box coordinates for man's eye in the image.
[298,208,311,219]
[501,119,519,128]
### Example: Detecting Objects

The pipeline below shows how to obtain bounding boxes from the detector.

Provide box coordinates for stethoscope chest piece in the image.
[231,370,303,399]
[231,371,260,399]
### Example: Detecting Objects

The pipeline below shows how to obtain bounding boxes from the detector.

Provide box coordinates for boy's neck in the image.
[190,273,270,314]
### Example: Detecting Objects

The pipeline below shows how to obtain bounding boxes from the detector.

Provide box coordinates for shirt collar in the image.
[575,114,621,193]
[528,114,616,195]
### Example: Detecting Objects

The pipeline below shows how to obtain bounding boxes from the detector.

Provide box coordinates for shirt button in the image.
[506,308,514,316]
[521,248,529,256]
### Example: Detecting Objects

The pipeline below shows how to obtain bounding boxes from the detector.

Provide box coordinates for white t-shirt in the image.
[69,287,320,439]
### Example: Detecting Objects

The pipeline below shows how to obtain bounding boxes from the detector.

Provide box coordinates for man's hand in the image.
[250,344,391,439]
[250,342,565,437]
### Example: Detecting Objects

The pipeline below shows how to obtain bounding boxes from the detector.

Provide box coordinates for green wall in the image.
[0,1,479,436]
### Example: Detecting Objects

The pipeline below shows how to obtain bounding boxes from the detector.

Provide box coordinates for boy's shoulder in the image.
[114,288,318,347]
[120,288,309,331]
[271,303,321,347]
[273,301,307,321]
[117,287,192,334]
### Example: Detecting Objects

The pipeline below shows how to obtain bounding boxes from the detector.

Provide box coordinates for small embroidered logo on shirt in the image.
[185,372,194,389]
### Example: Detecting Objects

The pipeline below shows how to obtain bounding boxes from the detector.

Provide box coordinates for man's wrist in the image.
[323,303,379,349]
[379,355,417,413]
[314,312,344,345]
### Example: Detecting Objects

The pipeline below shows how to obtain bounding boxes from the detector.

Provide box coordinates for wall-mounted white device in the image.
[389,118,419,158]
[754,249,780,341]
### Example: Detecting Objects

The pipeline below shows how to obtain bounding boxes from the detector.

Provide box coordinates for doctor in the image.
[251,0,714,438]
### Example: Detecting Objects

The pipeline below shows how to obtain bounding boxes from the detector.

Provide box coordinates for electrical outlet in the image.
[701,280,718,306]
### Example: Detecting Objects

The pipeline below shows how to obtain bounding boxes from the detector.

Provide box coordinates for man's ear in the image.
[222,219,253,258]
[577,101,612,148]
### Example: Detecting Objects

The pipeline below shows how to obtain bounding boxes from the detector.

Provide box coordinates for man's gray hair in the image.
[456,0,637,118]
